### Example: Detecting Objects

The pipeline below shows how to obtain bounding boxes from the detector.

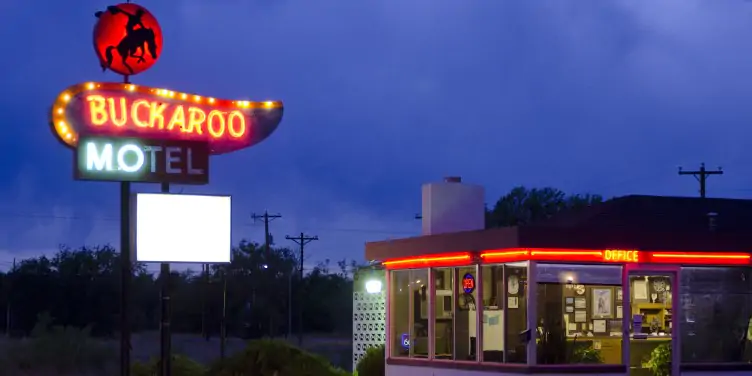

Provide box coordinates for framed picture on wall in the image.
[565,305,574,313]
[574,310,587,323]
[592,288,613,318]
[633,279,649,301]
[593,319,607,333]
[508,296,519,309]
[574,297,586,309]
[616,287,623,302]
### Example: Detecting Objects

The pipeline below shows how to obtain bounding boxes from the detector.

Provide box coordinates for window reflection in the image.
[410,269,429,357]
[390,269,430,358]
[432,267,454,359]
[455,266,477,360]
[389,269,410,358]
[480,262,527,363]
[536,263,622,365]
[680,266,752,363]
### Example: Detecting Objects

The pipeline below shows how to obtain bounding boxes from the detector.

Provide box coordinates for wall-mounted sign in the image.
[603,249,640,263]
[94,3,163,76]
[462,273,475,294]
[75,135,209,185]
[50,82,284,155]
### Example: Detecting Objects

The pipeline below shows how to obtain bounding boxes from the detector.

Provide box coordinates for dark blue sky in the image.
[1,0,752,269]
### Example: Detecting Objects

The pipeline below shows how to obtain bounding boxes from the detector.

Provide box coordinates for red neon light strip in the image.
[479,250,529,262]
[382,253,472,269]
[383,249,752,269]
[650,252,751,265]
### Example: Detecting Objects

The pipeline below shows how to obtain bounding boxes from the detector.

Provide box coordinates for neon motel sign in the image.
[75,136,210,184]
[50,82,284,155]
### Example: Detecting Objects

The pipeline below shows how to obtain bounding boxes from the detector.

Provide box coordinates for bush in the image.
[646,343,671,376]
[207,339,349,376]
[571,346,603,364]
[0,312,116,373]
[355,345,384,376]
[132,353,207,376]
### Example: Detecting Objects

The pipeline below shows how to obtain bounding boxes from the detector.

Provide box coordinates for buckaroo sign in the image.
[51,82,284,156]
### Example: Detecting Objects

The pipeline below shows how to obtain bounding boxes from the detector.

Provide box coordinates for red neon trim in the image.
[382,249,752,269]
[650,252,751,265]
[479,250,529,262]
[382,252,472,269]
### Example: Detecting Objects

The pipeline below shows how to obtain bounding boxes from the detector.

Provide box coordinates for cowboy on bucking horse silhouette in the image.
[95,5,159,74]
[108,5,147,36]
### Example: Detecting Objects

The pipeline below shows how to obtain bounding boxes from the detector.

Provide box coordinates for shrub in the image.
[355,344,384,376]
[132,353,207,376]
[571,346,603,364]
[207,339,349,376]
[646,343,671,376]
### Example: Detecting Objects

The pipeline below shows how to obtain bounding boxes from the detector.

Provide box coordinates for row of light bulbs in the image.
[51,82,283,144]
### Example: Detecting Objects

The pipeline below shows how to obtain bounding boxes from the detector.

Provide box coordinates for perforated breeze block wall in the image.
[352,269,386,371]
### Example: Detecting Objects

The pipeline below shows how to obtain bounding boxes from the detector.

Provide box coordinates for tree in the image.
[486,186,603,228]
[0,241,358,339]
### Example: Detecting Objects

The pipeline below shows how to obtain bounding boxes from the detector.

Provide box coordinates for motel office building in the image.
[364,179,752,376]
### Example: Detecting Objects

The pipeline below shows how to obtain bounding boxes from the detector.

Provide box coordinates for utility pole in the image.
[252,211,282,259]
[251,211,281,338]
[678,163,723,198]
[285,232,318,347]
[220,265,227,359]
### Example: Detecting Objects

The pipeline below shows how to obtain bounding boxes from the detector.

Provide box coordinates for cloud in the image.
[4,0,752,266]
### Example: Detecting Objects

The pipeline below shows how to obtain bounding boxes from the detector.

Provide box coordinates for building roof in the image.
[534,195,752,232]
[365,195,752,261]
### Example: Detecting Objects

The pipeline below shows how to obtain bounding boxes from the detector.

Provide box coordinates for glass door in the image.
[623,265,679,376]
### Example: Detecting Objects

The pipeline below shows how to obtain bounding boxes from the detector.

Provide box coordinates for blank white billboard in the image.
[134,193,231,263]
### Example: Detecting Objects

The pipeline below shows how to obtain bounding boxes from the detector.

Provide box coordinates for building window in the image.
[431,266,478,361]
[389,269,409,357]
[433,268,454,359]
[680,266,752,363]
[389,268,429,358]
[480,262,528,363]
[536,263,623,365]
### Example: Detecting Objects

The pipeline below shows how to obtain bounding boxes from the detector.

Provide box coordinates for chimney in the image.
[421,177,485,236]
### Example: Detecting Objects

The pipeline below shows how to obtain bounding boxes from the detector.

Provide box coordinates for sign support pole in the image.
[120,74,132,376]
[120,181,131,376]
[220,266,227,359]
[160,182,172,376]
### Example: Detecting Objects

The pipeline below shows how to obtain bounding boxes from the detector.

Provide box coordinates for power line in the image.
[678,163,723,198]
[0,211,417,235]
[285,232,318,346]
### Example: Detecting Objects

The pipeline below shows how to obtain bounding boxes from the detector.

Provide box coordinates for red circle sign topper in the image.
[93,3,163,76]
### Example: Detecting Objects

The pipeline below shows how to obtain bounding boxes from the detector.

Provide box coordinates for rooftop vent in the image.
[707,212,718,231]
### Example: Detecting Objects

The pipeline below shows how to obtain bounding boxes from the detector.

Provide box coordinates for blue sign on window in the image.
[401,333,410,349]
